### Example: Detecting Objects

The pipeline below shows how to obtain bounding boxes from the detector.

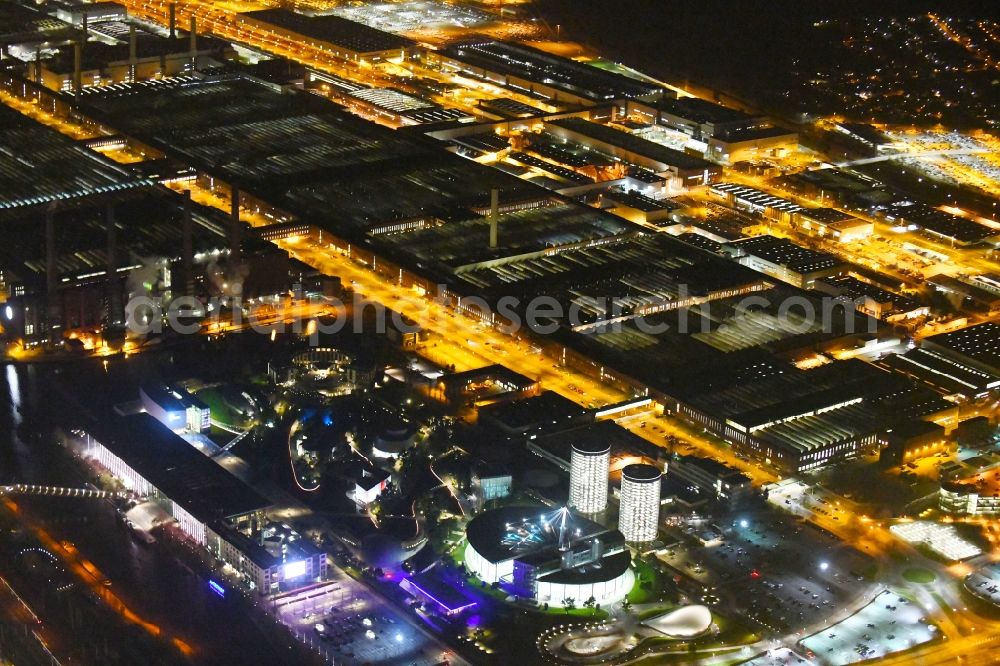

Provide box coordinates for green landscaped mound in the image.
[903,567,936,584]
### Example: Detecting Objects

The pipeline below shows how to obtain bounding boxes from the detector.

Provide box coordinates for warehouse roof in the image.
[240,9,412,55]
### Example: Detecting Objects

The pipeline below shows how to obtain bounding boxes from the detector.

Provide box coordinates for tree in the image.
[562,597,576,613]
[583,596,596,615]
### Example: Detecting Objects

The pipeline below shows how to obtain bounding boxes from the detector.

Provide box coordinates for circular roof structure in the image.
[643,605,713,639]
[572,439,611,456]
[465,506,621,568]
[622,463,661,482]
[373,425,416,456]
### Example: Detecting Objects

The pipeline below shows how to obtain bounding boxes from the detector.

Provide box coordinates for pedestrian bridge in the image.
[0,484,126,499]
[594,397,656,421]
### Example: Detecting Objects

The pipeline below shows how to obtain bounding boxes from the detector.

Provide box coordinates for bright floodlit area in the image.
[889,521,983,561]
[739,646,817,666]
[882,129,1000,197]
[964,562,1000,606]
[799,589,937,665]
[330,1,493,34]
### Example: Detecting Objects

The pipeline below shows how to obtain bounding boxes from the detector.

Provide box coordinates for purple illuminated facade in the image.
[400,574,477,616]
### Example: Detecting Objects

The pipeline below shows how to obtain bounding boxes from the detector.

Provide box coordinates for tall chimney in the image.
[229,185,242,265]
[45,207,60,343]
[488,188,499,249]
[106,204,122,325]
[189,16,197,57]
[72,41,82,95]
[169,3,176,39]
[128,25,137,82]
[46,207,57,297]
[182,190,194,296]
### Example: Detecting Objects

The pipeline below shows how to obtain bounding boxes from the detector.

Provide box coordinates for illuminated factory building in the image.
[568,438,610,514]
[619,463,662,543]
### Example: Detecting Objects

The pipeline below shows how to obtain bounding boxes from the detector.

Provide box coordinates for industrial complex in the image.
[0,1,998,665]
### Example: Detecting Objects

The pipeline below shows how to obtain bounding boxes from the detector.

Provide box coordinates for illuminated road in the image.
[0,572,60,665]
[116,0,558,118]
[928,13,1000,72]
[1,495,195,658]
[836,148,991,167]
[279,235,779,487]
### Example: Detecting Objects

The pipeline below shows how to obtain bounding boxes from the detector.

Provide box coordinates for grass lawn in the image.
[859,562,880,581]
[636,605,675,621]
[194,387,242,427]
[551,606,610,619]
[628,558,660,604]
[903,567,936,584]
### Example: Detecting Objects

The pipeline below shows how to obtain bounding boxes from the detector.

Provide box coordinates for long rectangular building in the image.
[546,117,721,187]
[671,358,953,473]
[436,39,664,106]
[0,104,145,213]
[238,9,414,62]
[79,413,326,594]
[727,235,845,289]
[885,203,999,246]
[886,322,1000,398]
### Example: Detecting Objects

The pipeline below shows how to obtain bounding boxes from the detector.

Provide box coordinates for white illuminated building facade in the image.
[619,464,661,543]
[890,521,981,561]
[463,507,634,607]
[76,413,326,595]
[139,383,211,433]
[569,440,610,514]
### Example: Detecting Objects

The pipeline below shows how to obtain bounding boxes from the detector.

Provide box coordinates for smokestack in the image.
[46,207,60,343]
[189,16,197,58]
[46,208,57,297]
[488,188,499,249]
[106,204,122,325]
[182,190,194,296]
[128,25,137,82]
[72,41,82,95]
[229,185,242,265]
[169,3,176,39]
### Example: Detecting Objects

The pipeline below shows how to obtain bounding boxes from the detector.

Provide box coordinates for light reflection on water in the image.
[6,363,20,420]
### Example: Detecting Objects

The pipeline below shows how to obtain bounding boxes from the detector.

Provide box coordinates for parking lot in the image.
[799,589,938,665]
[657,508,874,637]
[287,600,447,665]
[278,580,450,665]
[964,562,1000,607]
